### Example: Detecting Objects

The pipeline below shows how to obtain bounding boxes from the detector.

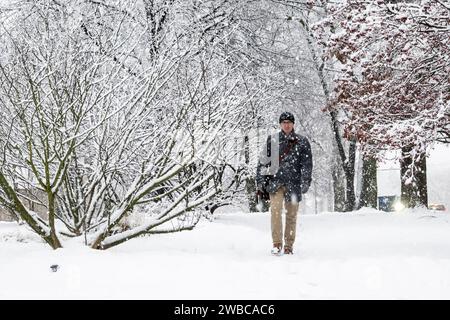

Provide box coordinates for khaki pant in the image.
[270,186,299,249]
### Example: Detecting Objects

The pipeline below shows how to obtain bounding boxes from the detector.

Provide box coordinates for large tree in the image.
[315,0,449,208]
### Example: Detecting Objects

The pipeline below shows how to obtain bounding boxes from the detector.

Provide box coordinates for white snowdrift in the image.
[1,207,450,299]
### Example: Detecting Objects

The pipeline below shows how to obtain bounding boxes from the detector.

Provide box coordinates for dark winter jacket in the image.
[256,130,313,202]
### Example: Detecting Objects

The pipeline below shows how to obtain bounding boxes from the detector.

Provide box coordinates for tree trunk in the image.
[359,156,378,209]
[244,135,257,212]
[302,19,357,213]
[344,140,357,211]
[47,191,62,249]
[400,145,428,208]
[332,162,346,212]
[0,172,59,249]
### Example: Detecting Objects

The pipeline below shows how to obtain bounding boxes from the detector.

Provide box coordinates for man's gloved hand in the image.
[256,189,270,201]
[301,184,309,194]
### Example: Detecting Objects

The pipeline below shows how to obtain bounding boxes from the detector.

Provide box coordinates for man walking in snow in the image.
[256,111,313,255]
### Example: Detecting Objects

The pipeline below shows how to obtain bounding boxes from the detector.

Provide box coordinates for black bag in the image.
[257,177,271,201]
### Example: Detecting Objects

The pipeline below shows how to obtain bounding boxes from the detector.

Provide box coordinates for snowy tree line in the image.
[0,0,275,249]
[0,0,448,249]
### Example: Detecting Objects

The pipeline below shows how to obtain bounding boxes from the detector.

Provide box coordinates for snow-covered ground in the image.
[1,207,450,300]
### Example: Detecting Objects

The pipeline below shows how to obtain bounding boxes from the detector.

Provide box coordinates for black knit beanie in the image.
[279,111,295,123]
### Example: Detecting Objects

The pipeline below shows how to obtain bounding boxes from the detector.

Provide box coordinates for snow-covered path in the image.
[1,208,450,299]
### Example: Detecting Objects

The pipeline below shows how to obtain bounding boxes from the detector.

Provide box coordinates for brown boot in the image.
[284,246,293,255]
[271,243,282,255]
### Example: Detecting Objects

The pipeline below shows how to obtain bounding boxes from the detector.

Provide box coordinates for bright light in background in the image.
[394,201,405,212]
